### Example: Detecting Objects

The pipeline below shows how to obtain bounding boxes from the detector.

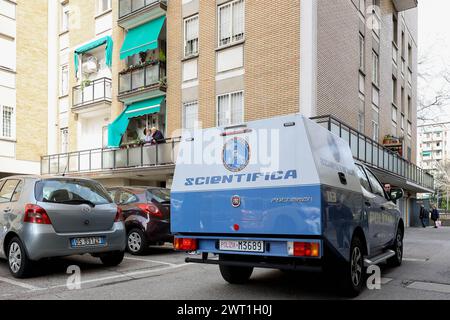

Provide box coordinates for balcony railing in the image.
[119,0,167,19]
[41,138,180,176]
[73,78,112,108]
[311,115,434,191]
[119,62,166,95]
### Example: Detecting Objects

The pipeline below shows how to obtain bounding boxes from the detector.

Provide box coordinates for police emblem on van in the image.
[223,137,250,172]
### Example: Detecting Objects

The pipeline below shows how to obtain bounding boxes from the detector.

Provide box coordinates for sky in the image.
[418,0,450,123]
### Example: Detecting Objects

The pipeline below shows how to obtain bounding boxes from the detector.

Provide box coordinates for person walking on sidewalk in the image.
[431,205,440,229]
[419,205,428,228]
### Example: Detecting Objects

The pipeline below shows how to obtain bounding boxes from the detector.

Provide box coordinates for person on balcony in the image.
[150,127,165,145]
[143,127,165,146]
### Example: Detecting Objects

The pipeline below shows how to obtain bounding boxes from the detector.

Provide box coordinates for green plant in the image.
[159,76,167,87]
[159,49,166,63]
[80,79,92,89]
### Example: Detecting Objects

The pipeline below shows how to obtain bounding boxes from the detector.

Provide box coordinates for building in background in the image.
[39,0,431,225]
[0,0,48,179]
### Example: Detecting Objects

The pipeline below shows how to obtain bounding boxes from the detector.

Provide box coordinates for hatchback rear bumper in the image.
[145,220,173,243]
[21,222,126,261]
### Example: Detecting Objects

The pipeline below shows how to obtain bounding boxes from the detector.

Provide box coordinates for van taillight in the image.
[137,203,163,218]
[24,204,52,225]
[287,242,320,257]
[114,207,124,222]
[174,238,198,251]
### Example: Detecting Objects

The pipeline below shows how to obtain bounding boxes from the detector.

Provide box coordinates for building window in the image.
[401,86,405,113]
[184,15,199,57]
[392,76,397,105]
[97,0,112,15]
[359,34,365,71]
[372,86,379,107]
[60,65,69,96]
[393,15,398,45]
[359,72,365,95]
[1,106,15,139]
[358,93,365,133]
[407,121,412,137]
[401,114,405,131]
[183,101,199,130]
[217,91,244,127]
[372,51,379,86]
[61,3,70,32]
[372,106,379,142]
[61,128,69,153]
[358,0,366,15]
[407,95,412,121]
[218,0,245,47]
[392,105,397,125]
[408,43,413,66]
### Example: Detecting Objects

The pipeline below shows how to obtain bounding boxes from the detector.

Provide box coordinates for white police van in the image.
[171,114,404,296]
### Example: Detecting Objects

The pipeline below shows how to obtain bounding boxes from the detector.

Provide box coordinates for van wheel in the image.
[8,237,33,279]
[219,255,253,284]
[100,251,125,267]
[339,237,365,297]
[387,228,403,267]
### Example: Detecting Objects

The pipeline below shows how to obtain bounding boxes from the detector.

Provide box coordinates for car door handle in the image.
[365,201,371,207]
[3,208,12,213]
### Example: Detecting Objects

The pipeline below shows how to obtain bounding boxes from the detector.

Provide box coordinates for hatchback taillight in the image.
[114,207,124,222]
[137,203,163,218]
[24,204,52,225]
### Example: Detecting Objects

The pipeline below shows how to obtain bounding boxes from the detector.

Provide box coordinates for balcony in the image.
[72,78,112,112]
[118,0,167,30]
[392,0,418,12]
[118,62,166,103]
[41,138,180,177]
[312,115,434,193]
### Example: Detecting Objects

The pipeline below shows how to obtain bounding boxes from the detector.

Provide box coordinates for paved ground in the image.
[0,227,449,300]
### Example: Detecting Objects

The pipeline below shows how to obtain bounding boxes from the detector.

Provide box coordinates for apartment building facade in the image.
[0,0,48,179]
[418,123,450,174]
[40,0,430,224]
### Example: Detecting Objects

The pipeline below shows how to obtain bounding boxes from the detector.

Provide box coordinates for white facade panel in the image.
[216,45,244,73]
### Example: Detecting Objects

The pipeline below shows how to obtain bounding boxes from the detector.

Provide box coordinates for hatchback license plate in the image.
[219,240,265,253]
[71,237,105,248]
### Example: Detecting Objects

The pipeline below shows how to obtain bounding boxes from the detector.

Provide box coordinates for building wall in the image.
[15,0,49,162]
[317,0,418,163]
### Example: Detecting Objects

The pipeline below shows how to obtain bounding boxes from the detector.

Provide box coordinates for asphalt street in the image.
[0,227,449,300]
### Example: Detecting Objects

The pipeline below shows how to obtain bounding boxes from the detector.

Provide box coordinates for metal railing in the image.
[41,138,180,175]
[119,62,166,95]
[73,78,112,108]
[311,115,435,191]
[119,0,167,19]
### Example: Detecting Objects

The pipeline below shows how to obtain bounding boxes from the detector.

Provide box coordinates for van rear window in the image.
[35,179,112,206]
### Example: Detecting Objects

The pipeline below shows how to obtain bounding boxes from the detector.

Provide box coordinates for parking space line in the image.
[403,258,429,262]
[46,263,192,290]
[123,256,177,266]
[0,276,42,291]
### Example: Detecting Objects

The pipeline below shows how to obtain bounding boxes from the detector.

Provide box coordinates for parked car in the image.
[107,187,173,255]
[0,176,126,278]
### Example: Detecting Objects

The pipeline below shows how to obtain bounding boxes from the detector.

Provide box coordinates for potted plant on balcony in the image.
[80,79,92,89]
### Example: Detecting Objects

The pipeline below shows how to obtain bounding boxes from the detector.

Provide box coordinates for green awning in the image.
[74,36,113,75]
[120,16,166,60]
[108,96,165,148]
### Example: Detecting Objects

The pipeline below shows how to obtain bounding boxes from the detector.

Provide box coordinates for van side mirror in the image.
[390,188,404,201]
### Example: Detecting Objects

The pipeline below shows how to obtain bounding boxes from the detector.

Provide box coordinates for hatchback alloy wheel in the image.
[9,242,22,274]
[128,232,142,253]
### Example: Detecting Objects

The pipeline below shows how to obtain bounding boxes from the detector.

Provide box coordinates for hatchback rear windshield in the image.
[146,188,170,203]
[35,179,112,206]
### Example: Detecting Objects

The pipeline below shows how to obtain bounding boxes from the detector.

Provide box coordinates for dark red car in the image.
[107,187,173,255]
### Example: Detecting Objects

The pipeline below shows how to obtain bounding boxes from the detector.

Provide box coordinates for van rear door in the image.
[171,115,323,237]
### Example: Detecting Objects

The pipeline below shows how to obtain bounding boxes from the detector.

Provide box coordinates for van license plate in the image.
[71,237,105,248]
[219,240,265,253]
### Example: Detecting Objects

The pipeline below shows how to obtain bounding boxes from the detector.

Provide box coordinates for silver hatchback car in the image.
[0,176,126,278]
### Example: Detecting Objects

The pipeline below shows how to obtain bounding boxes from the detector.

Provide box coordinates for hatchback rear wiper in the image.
[59,199,96,208]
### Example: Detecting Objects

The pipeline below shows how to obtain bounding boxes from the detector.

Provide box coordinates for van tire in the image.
[7,237,33,279]
[387,228,403,267]
[339,236,366,297]
[219,256,253,284]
